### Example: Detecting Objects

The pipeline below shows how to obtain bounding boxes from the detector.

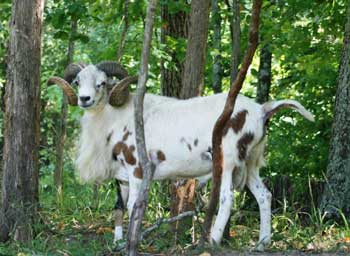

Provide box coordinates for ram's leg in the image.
[210,167,234,245]
[127,176,142,218]
[247,169,272,251]
[113,180,129,243]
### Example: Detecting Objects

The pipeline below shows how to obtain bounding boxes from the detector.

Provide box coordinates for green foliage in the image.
[0,0,348,253]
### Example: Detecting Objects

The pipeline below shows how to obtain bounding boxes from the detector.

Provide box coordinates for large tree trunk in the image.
[160,1,189,97]
[166,0,210,242]
[212,0,222,94]
[160,0,192,242]
[54,19,77,201]
[180,0,211,98]
[256,44,272,104]
[0,0,44,242]
[0,44,7,204]
[320,1,350,219]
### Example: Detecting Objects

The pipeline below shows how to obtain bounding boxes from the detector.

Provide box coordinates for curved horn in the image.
[109,76,138,107]
[64,63,85,83]
[96,61,128,79]
[47,76,78,106]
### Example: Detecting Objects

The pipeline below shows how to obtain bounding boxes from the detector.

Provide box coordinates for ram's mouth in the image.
[79,101,95,109]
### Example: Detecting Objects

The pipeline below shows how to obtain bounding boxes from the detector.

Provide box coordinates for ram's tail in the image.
[262,99,315,123]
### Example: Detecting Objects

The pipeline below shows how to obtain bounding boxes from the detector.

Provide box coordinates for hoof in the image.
[255,237,271,252]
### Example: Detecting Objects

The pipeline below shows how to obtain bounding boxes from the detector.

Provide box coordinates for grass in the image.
[1,172,350,255]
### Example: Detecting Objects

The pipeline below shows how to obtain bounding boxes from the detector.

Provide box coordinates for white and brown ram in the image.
[48,61,314,250]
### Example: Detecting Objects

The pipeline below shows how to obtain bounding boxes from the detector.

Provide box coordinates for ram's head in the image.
[48,61,138,109]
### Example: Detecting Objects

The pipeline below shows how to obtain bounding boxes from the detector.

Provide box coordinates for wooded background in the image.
[0,0,349,254]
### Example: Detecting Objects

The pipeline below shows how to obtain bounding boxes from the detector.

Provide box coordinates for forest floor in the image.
[1,178,349,255]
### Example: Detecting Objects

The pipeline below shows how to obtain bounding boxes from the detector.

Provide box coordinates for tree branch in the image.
[201,0,262,243]
[126,1,157,255]
[141,211,195,240]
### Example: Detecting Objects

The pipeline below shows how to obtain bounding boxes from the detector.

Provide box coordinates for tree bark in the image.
[180,0,211,98]
[256,44,272,104]
[212,0,222,94]
[227,0,241,84]
[54,19,77,201]
[126,1,157,255]
[202,0,262,243]
[166,0,210,241]
[320,0,350,219]
[0,0,44,242]
[160,0,189,97]
[116,0,129,62]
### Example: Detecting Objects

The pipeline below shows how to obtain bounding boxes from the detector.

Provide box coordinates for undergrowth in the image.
[0,170,349,256]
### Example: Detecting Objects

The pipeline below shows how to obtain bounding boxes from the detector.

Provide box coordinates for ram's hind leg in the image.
[247,168,272,251]
[113,180,129,243]
[210,165,234,244]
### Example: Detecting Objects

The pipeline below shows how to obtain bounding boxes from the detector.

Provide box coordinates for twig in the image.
[141,211,195,240]
[115,211,195,252]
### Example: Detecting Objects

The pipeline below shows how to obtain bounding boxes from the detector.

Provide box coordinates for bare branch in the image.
[141,211,195,240]
[126,0,158,255]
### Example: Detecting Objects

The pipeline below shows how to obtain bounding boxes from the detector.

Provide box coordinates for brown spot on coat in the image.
[223,110,248,135]
[106,131,113,144]
[237,132,254,160]
[112,141,136,165]
[187,144,192,151]
[124,147,136,165]
[122,130,132,141]
[134,165,143,179]
[157,150,166,162]
[194,138,199,146]
[180,137,192,152]
[113,142,124,159]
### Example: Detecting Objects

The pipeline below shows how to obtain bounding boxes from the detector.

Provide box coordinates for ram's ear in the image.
[47,76,78,106]
[109,76,138,107]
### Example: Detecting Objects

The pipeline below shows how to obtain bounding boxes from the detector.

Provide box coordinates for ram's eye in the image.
[73,80,79,86]
[97,81,106,89]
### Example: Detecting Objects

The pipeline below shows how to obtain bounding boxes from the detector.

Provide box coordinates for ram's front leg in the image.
[127,169,143,218]
[113,180,129,244]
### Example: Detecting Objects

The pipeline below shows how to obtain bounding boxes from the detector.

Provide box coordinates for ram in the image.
[48,61,314,250]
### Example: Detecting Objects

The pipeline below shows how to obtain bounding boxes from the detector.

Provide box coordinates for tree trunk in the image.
[116,0,129,62]
[227,0,241,84]
[256,44,272,104]
[54,19,77,201]
[160,0,189,97]
[166,0,210,242]
[212,0,222,94]
[0,0,44,242]
[180,0,211,98]
[126,1,157,254]
[0,44,7,204]
[320,1,350,219]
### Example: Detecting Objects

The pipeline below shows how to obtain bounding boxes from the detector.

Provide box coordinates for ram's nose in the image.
[79,96,91,103]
